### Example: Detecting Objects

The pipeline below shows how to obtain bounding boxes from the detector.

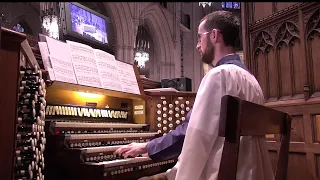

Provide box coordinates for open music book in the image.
[38,36,140,95]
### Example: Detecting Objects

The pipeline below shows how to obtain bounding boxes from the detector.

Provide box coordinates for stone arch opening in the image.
[103,3,174,80]
[140,4,174,80]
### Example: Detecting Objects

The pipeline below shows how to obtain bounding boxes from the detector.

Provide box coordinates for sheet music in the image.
[93,49,123,91]
[45,36,72,62]
[49,55,77,84]
[66,40,102,88]
[38,42,56,81]
[116,61,141,95]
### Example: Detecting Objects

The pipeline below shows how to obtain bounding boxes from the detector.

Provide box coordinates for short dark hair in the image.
[200,11,240,47]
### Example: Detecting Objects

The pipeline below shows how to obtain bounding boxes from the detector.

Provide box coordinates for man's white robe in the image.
[166,64,274,180]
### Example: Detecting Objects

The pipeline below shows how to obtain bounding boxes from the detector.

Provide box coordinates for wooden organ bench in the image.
[218,95,292,180]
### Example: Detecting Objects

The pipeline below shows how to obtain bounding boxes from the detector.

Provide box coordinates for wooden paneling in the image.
[267,48,278,100]
[292,40,305,95]
[278,43,292,97]
[316,155,320,179]
[287,153,310,180]
[242,2,320,179]
[290,115,304,142]
[277,3,299,12]
[308,35,320,93]
[256,51,268,99]
[313,115,320,142]
[253,3,273,22]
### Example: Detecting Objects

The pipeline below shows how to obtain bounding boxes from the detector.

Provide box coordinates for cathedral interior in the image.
[1,2,320,180]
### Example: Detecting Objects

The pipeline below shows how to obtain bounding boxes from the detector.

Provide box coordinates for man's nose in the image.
[196,43,201,50]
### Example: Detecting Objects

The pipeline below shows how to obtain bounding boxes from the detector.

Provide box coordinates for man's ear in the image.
[210,29,217,44]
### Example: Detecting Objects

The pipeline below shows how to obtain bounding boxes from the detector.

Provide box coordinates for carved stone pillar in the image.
[115,45,123,62]
[115,45,134,64]
[123,45,134,64]
[173,2,181,78]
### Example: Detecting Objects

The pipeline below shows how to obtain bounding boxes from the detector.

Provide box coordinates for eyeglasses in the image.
[197,31,211,43]
[197,29,222,43]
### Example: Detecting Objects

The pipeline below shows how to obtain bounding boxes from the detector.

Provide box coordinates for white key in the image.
[82,145,123,153]
[66,133,158,140]
[86,157,152,168]
[52,122,148,129]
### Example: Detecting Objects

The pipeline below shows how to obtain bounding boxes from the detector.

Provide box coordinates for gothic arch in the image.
[103,3,175,80]
[253,31,274,54]
[103,3,135,63]
[11,15,26,28]
[306,8,320,39]
[275,22,300,48]
[142,3,175,80]
[11,17,33,35]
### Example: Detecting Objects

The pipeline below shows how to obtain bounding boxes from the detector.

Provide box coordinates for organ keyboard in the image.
[64,132,159,148]
[84,157,175,180]
[49,122,150,134]
[80,145,124,162]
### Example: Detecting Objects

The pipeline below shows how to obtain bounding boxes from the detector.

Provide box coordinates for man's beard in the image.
[201,39,214,65]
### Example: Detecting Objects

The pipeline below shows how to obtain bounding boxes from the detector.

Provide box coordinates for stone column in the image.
[122,45,134,64]
[173,2,181,78]
[115,44,123,62]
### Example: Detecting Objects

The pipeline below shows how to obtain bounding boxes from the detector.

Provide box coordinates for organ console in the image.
[0,28,46,180]
[43,83,177,180]
[0,27,196,180]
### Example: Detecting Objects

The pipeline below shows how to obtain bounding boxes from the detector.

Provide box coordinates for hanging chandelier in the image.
[40,2,60,39]
[134,51,149,68]
[134,25,150,68]
[199,2,213,8]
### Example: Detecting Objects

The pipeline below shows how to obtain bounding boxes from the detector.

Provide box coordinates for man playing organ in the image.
[118,10,274,180]
[114,108,193,161]
[169,11,274,180]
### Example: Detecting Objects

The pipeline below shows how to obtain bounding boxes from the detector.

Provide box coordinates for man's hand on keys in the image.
[114,142,148,158]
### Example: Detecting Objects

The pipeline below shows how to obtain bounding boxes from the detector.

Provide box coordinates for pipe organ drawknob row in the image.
[155,97,193,135]
[15,66,46,180]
